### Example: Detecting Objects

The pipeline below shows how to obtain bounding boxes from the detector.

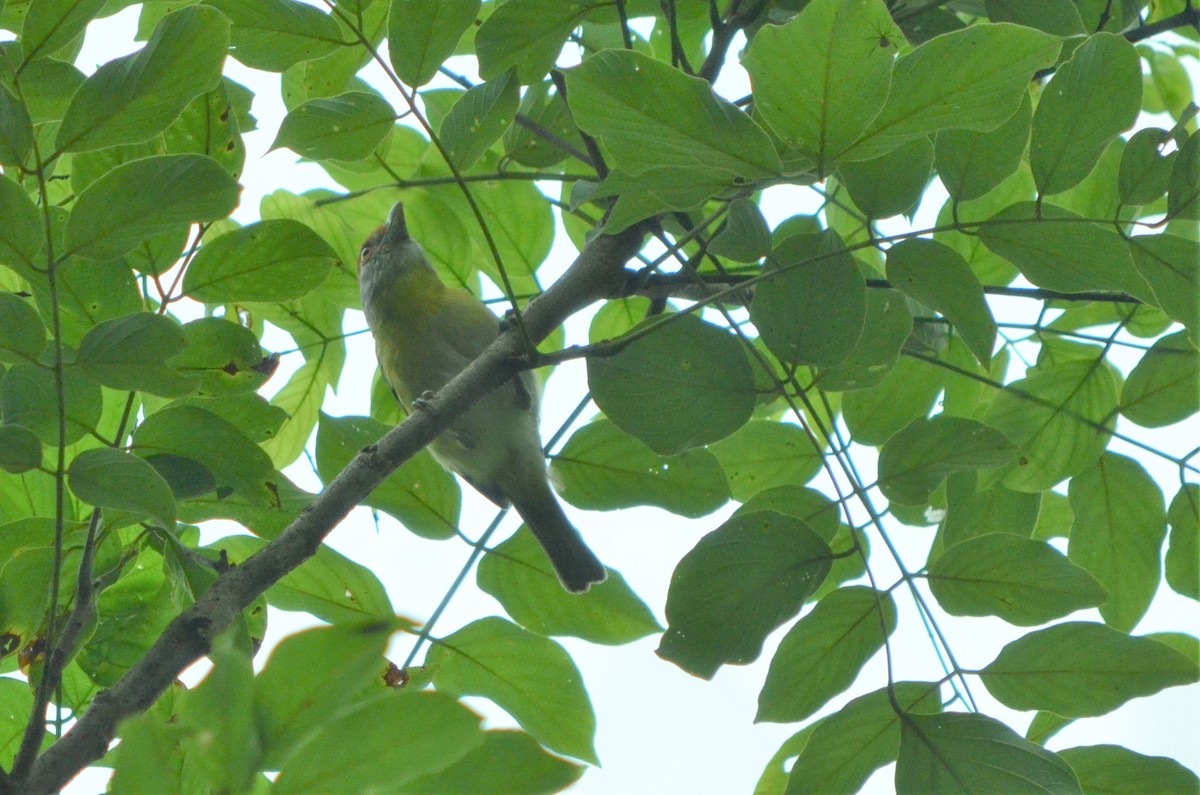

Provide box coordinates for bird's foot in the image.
[412,390,437,410]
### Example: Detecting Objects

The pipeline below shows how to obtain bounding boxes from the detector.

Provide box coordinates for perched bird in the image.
[358,202,606,593]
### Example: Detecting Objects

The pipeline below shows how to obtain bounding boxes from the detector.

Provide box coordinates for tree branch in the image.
[19,225,646,795]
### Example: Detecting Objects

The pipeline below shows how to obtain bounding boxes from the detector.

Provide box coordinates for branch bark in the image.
[18,224,646,795]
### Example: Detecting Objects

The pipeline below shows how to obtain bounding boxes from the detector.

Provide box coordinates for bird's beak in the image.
[383,202,409,244]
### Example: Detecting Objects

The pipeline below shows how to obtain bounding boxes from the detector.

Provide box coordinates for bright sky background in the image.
[7,6,1196,793]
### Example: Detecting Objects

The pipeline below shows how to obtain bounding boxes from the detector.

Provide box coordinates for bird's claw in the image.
[412,390,437,410]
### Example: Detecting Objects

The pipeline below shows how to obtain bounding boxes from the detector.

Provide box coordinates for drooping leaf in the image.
[439,70,518,170]
[877,415,1016,506]
[0,176,42,267]
[68,448,176,529]
[475,0,589,84]
[816,288,913,391]
[838,136,934,219]
[1165,484,1199,601]
[388,0,479,87]
[1121,330,1199,428]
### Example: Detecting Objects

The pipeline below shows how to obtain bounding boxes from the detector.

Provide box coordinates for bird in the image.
[358,201,607,593]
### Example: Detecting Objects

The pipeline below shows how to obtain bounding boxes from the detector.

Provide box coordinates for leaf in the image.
[1031,34,1141,195]
[658,511,833,679]
[0,292,46,363]
[1068,452,1167,631]
[927,533,1106,625]
[551,419,729,518]
[66,154,240,260]
[272,91,395,161]
[983,358,1118,492]
[0,425,41,474]
[877,415,1017,506]
[1121,330,1198,428]
[76,312,195,397]
[978,202,1138,295]
[398,730,583,795]
[1058,745,1199,795]
[709,420,823,502]
[564,49,781,179]
[887,238,997,366]
[785,682,942,795]
[477,528,660,644]
[742,0,896,173]
[896,712,1082,794]
[1167,130,1200,221]
[751,230,867,368]
[212,534,394,624]
[816,288,913,391]
[388,0,479,87]
[0,84,33,167]
[275,691,484,794]
[841,23,1061,162]
[757,586,896,723]
[440,70,518,170]
[985,0,1084,35]
[20,0,106,64]
[1128,234,1199,343]
[709,198,772,263]
[208,0,343,72]
[588,313,756,455]
[428,617,597,764]
[0,363,102,446]
[838,136,934,219]
[253,621,399,768]
[1166,484,1198,601]
[942,471,1041,548]
[183,220,339,302]
[843,355,944,446]
[314,413,460,540]
[1119,127,1176,206]
[0,175,44,267]
[68,448,176,529]
[56,6,230,152]
[475,0,588,83]
[979,622,1199,717]
[170,318,276,397]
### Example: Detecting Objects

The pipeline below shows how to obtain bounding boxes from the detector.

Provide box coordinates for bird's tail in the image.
[511,481,606,594]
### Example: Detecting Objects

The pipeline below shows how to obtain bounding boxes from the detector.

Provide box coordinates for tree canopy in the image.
[0,0,1197,792]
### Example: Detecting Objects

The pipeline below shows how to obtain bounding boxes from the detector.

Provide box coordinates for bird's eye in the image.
[359,244,372,265]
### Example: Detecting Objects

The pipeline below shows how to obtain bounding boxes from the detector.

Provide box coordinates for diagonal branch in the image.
[19,224,646,795]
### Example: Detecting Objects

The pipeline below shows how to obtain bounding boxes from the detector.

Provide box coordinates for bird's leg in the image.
[411,390,438,410]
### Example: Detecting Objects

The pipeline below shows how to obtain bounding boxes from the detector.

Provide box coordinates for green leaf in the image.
[1,362,103,446]
[1058,745,1199,795]
[398,730,583,795]
[275,691,484,794]
[1167,130,1200,221]
[0,424,41,474]
[208,0,343,72]
[213,534,393,623]
[842,23,1061,162]
[1121,330,1199,428]
[21,0,106,62]
[440,70,518,170]
[477,527,660,644]
[0,678,42,768]
[169,318,276,397]
[56,6,230,152]
[429,617,597,764]
[1128,234,1199,343]
[709,420,823,502]
[272,91,395,161]
[985,0,1084,35]
[816,288,913,391]
[942,471,1041,548]
[183,219,339,302]
[878,415,1016,506]
[133,405,280,507]
[887,238,997,366]
[1119,127,1176,206]
[314,413,459,539]
[564,49,781,179]
[1166,484,1198,601]
[757,586,895,723]
[709,198,772,263]
[66,154,240,260]
[254,620,399,768]
[475,0,588,84]
[175,635,259,792]
[551,419,728,517]
[751,231,866,367]
[979,622,1199,717]
[0,292,45,363]
[0,175,43,267]
[67,448,176,528]
[76,312,195,397]
[742,0,896,173]
[1031,34,1141,195]
[843,355,944,446]
[735,486,841,541]
[896,712,1082,794]
[785,682,942,795]
[388,0,479,86]
[588,313,755,455]
[928,533,1106,625]
[983,358,1118,492]
[1068,452,1167,631]
[658,511,832,679]
[978,202,1138,294]
[0,83,33,167]
[838,136,934,219]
